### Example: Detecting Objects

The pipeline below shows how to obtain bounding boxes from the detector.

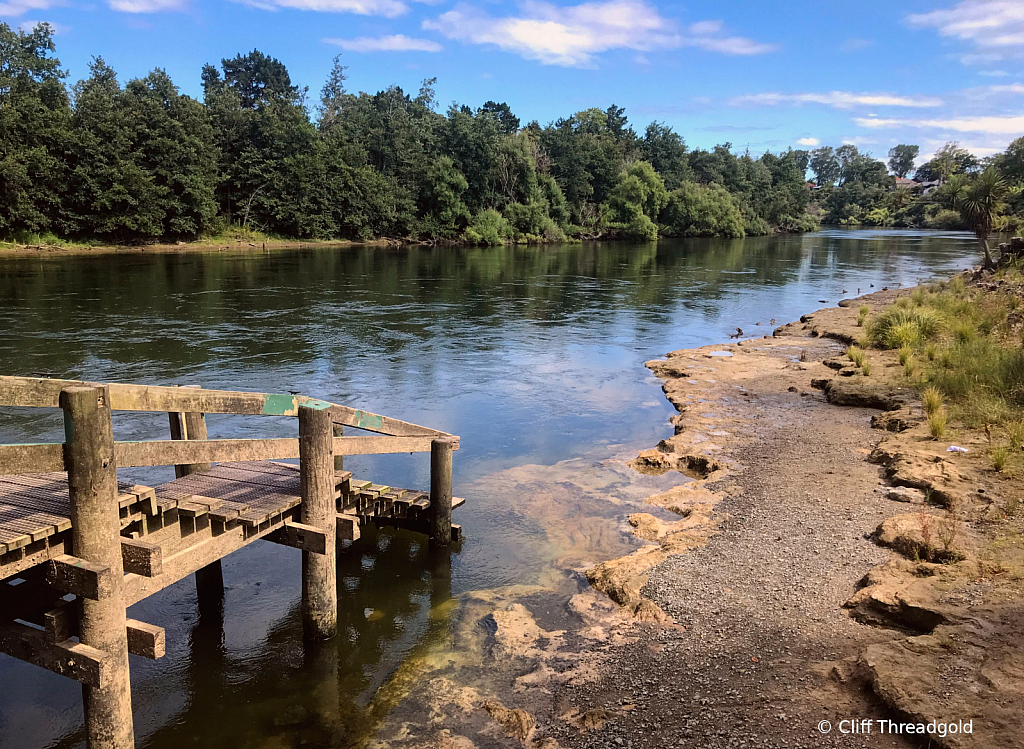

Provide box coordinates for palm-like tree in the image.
[955,168,1008,271]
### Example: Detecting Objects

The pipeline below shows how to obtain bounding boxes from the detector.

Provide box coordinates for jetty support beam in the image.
[299,406,337,640]
[62,386,135,749]
[429,437,456,548]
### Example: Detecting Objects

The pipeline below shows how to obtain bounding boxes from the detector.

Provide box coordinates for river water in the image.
[0,230,979,748]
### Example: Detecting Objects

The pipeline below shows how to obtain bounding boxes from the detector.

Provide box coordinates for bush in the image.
[465,209,512,246]
[624,214,658,241]
[923,209,965,230]
[662,182,745,238]
[868,306,943,349]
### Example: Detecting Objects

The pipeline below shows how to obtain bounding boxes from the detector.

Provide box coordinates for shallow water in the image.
[0,230,979,748]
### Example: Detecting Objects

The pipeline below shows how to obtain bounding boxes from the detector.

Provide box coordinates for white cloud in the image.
[908,1,1024,61]
[238,0,408,18]
[0,0,61,16]
[324,34,441,52]
[731,91,943,109]
[422,1,777,67]
[979,70,1009,77]
[856,113,1024,135]
[797,137,820,146]
[108,0,184,10]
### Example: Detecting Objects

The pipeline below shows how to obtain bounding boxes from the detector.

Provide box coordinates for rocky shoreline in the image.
[371,279,1023,749]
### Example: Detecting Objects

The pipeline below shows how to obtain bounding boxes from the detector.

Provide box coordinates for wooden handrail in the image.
[0,377,449,438]
[0,435,458,475]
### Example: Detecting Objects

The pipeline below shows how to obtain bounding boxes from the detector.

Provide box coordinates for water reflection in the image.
[0,231,979,749]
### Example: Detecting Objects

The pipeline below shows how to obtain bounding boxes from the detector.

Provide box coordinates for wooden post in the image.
[299,406,337,640]
[61,386,135,749]
[168,405,223,614]
[333,423,344,473]
[429,437,456,548]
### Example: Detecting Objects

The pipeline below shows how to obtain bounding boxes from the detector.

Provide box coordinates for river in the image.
[0,230,979,748]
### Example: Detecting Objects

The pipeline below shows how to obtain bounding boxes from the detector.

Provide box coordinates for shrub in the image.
[922,387,944,416]
[465,209,512,246]
[662,182,746,238]
[867,306,943,349]
[923,209,965,230]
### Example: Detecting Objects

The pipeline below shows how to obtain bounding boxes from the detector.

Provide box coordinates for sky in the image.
[2,0,1023,163]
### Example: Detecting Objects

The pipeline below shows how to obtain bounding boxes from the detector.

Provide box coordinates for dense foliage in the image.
[0,24,823,246]
[3,23,1022,248]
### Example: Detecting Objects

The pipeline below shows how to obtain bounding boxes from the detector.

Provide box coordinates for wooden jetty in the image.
[0,376,462,749]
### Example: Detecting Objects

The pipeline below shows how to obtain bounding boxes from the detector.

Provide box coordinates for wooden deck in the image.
[0,376,462,749]
[0,461,463,582]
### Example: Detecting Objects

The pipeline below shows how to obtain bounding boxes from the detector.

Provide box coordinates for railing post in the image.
[429,437,456,548]
[169,399,222,615]
[61,386,135,749]
[333,423,344,473]
[299,406,337,640]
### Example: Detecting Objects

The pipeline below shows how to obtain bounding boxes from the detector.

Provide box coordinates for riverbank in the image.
[371,265,1023,749]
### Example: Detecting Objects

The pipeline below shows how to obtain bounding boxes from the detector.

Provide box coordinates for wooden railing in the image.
[0,376,458,476]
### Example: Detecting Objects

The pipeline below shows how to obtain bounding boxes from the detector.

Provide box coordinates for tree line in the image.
[807,140,1024,232]
[3,23,1022,248]
[2,23,820,247]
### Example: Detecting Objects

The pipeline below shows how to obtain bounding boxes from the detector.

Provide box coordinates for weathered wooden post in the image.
[333,423,344,473]
[299,406,337,640]
[429,437,457,547]
[168,404,222,612]
[61,386,135,749]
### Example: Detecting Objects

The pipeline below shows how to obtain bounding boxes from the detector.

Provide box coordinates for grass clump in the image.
[1008,421,1024,452]
[929,409,948,439]
[867,306,943,349]
[992,445,1010,472]
[857,305,870,327]
[922,387,945,416]
[847,345,866,367]
[861,358,872,376]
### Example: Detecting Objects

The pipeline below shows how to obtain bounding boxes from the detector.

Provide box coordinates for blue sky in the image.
[3,0,1023,163]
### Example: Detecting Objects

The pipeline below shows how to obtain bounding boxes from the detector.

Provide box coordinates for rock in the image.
[488,603,564,658]
[871,409,916,432]
[632,599,672,624]
[844,558,955,632]
[810,377,830,390]
[881,486,927,503]
[822,357,848,370]
[824,379,912,411]
[873,513,966,564]
[481,700,536,741]
[861,606,1024,749]
[629,448,723,479]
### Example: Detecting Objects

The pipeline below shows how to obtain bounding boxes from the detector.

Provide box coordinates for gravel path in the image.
[544,340,922,749]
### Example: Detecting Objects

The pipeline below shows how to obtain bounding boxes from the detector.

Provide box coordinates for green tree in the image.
[0,22,71,236]
[887,144,919,178]
[662,181,745,238]
[809,146,839,187]
[956,168,1008,271]
[640,122,691,189]
[419,155,469,238]
[916,142,979,184]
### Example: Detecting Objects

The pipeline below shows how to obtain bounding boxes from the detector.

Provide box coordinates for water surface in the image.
[0,230,979,748]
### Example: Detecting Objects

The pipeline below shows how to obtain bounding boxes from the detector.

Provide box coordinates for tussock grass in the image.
[992,445,1010,472]
[867,306,943,349]
[929,409,948,439]
[861,358,872,376]
[923,387,945,416]
[847,346,866,367]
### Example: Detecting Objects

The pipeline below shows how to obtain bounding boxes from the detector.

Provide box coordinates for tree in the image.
[609,161,668,230]
[0,22,71,236]
[479,101,519,134]
[916,142,979,184]
[809,147,840,187]
[956,168,1008,271]
[318,54,348,130]
[993,136,1024,184]
[887,144,919,178]
[640,122,691,189]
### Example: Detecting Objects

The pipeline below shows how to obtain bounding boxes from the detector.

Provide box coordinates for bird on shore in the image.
[842,289,848,294]
[770,318,776,325]
[729,327,743,339]
[858,288,861,294]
